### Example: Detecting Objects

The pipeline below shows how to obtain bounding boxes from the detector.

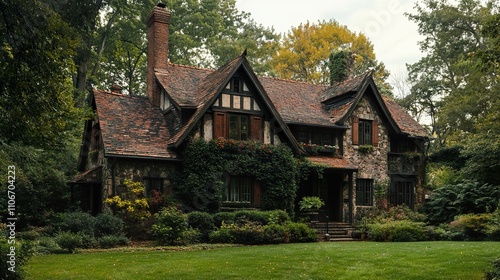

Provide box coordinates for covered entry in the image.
[68,166,103,215]
[300,157,356,223]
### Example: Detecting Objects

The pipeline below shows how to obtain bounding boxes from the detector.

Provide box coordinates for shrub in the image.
[368,220,429,242]
[180,229,202,245]
[213,212,236,228]
[95,211,124,238]
[285,222,317,243]
[97,235,130,249]
[423,180,500,225]
[485,258,500,280]
[263,224,288,244]
[0,239,33,280]
[452,213,492,241]
[187,212,215,242]
[267,210,291,225]
[34,237,61,255]
[209,227,235,244]
[230,221,265,245]
[234,210,269,225]
[55,231,82,253]
[151,207,187,245]
[54,211,95,236]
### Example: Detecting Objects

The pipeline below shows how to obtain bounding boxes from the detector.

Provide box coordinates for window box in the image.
[301,143,338,155]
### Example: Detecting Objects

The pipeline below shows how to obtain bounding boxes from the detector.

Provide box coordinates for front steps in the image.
[309,222,359,241]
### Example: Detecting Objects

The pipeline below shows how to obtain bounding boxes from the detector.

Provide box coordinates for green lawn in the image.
[26,241,500,280]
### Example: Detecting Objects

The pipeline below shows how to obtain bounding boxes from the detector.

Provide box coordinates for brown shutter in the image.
[372,120,379,147]
[253,181,262,208]
[352,116,359,145]
[213,112,227,139]
[250,116,263,141]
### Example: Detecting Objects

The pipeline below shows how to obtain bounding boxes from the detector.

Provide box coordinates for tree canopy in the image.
[403,0,500,186]
[270,20,391,94]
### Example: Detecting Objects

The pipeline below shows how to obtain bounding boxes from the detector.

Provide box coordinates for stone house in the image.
[70,3,428,223]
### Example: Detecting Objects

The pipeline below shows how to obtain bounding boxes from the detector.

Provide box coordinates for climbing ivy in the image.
[329,50,352,83]
[172,139,323,214]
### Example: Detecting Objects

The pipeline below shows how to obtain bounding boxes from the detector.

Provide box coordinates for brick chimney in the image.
[146,3,171,107]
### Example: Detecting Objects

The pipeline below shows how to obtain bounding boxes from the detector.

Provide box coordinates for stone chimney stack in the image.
[146,3,171,107]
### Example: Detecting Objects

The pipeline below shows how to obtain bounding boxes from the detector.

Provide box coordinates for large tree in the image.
[404,0,499,147]
[270,20,391,93]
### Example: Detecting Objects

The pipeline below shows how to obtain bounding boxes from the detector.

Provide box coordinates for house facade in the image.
[70,4,428,223]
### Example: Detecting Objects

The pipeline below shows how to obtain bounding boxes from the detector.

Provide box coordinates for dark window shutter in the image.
[372,119,379,147]
[250,116,263,141]
[352,116,359,145]
[213,112,227,139]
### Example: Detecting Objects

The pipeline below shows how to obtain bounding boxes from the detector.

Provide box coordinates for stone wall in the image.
[344,97,390,215]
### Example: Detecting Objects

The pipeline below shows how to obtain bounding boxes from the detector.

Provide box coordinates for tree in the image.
[0,0,82,146]
[270,20,391,93]
[405,0,499,147]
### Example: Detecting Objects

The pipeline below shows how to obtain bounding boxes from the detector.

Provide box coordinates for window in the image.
[224,176,252,203]
[143,178,164,197]
[232,78,241,93]
[229,114,249,140]
[356,179,373,206]
[358,119,372,145]
[160,91,171,111]
[390,180,414,207]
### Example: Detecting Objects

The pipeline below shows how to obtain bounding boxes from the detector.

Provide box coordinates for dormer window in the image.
[160,90,171,110]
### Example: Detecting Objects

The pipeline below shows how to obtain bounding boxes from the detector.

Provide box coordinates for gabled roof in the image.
[89,54,427,161]
[382,96,428,138]
[93,90,177,159]
[157,53,302,151]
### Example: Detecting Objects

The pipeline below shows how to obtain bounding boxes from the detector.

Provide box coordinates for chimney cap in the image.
[110,84,123,94]
[157,3,166,8]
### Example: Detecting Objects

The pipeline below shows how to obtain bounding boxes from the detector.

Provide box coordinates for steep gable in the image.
[157,53,301,151]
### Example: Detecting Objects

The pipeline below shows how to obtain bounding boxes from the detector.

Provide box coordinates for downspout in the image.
[111,158,117,196]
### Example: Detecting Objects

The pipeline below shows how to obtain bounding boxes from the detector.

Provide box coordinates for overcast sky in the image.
[235,0,424,85]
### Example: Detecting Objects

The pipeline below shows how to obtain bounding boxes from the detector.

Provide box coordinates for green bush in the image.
[285,222,317,243]
[485,258,500,280]
[151,207,187,245]
[0,239,32,280]
[187,212,215,242]
[267,210,291,225]
[55,231,82,253]
[368,220,429,242]
[34,237,61,255]
[263,224,288,244]
[229,221,265,245]
[234,210,269,225]
[423,180,500,225]
[97,235,130,249]
[213,212,236,228]
[54,211,96,236]
[180,229,202,245]
[209,227,235,244]
[453,213,491,240]
[94,211,124,238]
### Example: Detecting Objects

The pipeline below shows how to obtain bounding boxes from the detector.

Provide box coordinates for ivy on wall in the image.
[172,139,323,214]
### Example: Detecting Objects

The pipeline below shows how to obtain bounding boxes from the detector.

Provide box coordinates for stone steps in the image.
[309,222,359,242]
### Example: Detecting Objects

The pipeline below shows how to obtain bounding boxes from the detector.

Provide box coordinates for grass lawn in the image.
[25,241,500,279]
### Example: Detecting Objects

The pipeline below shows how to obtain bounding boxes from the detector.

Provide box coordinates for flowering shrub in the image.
[105,179,151,222]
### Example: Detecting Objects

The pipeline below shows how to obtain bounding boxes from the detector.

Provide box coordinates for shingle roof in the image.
[92,56,427,160]
[93,90,177,159]
[382,96,428,138]
[307,156,357,170]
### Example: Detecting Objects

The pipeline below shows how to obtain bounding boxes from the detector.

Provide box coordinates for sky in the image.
[235,0,425,86]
